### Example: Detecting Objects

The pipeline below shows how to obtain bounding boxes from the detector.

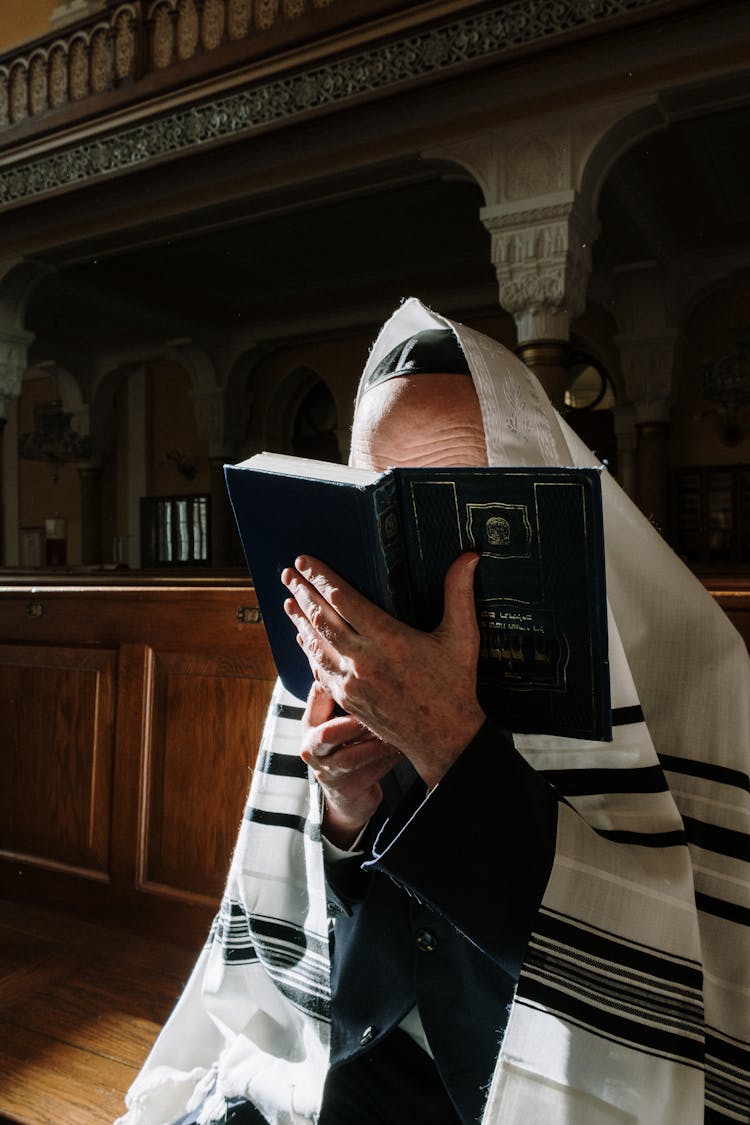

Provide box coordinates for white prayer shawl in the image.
[118,299,750,1125]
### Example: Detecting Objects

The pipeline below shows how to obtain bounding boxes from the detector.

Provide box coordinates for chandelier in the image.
[703,331,750,404]
[18,401,92,480]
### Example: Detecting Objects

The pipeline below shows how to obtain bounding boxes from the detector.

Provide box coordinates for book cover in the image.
[225,453,611,741]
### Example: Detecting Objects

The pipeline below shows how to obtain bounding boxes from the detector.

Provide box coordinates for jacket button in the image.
[360,1025,376,1045]
[415,928,438,953]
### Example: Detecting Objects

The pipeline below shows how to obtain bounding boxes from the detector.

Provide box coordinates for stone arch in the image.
[164,342,218,396]
[234,353,342,461]
[265,362,325,455]
[579,103,667,214]
[422,152,491,207]
[48,41,69,109]
[224,344,269,454]
[68,33,91,101]
[8,60,29,124]
[28,50,49,117]
[148,0,177,70]
[90,361,134,458]
[90,22,114,95]
[289,367,340,462]
[46,364,86,414]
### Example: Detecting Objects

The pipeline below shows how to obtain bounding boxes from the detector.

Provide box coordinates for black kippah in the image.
[362,328,470,393]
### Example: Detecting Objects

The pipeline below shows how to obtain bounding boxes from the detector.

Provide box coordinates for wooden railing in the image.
[704,576,750,653]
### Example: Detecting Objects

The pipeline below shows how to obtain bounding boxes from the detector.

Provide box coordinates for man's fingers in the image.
[439,552,480,638]
[302,737,399,781]
[295,556,388,636]
[303,681,335,730]
[282,567,355,648]
[285,595,343,672]
[305,714,372,758]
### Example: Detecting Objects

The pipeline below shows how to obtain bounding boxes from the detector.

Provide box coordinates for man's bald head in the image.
[350,372,488,472]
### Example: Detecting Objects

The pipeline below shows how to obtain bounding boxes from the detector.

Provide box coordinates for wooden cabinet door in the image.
[0,644,116,877]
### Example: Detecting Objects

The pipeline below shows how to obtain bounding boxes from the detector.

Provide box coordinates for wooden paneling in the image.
[0,644,116,876]
[144,649,270,900]
[0,577,743,948]
[0,583,276,943]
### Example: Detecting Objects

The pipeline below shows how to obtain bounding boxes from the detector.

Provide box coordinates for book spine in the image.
[370,476,414,623]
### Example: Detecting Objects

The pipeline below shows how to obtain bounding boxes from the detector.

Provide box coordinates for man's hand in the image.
[282,552,485,789]
[301,682,400,849]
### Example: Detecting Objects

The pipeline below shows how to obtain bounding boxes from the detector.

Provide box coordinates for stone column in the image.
[612,405,637,500]
[191,389,235,568]
[617,338,675,531]
[514,340,569,410]
[614,264,677,533]
[0,330,32,421]
[126,366,149,568]
[482,193,598,408]
[0,329,34,566]
[636,419,671,535]
[78,461,103,565]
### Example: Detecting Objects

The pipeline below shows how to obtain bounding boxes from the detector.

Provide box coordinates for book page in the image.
[235,451,378,486]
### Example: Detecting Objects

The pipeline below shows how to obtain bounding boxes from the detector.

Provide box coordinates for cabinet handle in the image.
[26,602,44,618]
[236,606,262,624]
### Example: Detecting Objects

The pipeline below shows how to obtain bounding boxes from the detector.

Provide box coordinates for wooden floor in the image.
[0,900,203,1125]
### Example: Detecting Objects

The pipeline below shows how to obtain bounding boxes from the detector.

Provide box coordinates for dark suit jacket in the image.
[324,720,559,1124]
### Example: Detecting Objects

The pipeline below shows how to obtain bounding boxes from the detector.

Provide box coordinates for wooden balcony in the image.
[0,0,473,145]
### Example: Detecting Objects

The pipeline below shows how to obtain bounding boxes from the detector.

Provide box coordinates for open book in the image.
[225,452,611,740]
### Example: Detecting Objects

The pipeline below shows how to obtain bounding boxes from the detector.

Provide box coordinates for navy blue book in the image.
[225,453,611,741]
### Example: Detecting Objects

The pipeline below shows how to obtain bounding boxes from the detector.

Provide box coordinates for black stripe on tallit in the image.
[705,1108,748,1124]
[251,915,329,960]
[266,976,330,1021]
[658,753,750,794]
[695,892,750,928]
[593,827,687,847]
[611,705,645,726]
[683,816,750,863]
[244,807,313,835]
[526,940,703,1030]
[531,909,703,991]
[707,1026,750,1073]
[520,911,704,1065]
[272,702,305,721]
[213,905,331,1020]
[540,764,669,796]
[256,750,309,780]
[705,1028,750,1121]
[518,977,704,1064]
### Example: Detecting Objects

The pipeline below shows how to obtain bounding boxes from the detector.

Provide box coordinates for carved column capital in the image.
[481,194,598,344]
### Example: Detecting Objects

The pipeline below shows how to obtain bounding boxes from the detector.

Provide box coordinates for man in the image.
[118,299,750,1125]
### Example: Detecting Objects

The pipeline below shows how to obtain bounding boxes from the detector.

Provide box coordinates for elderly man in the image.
[118,299,750,1125]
